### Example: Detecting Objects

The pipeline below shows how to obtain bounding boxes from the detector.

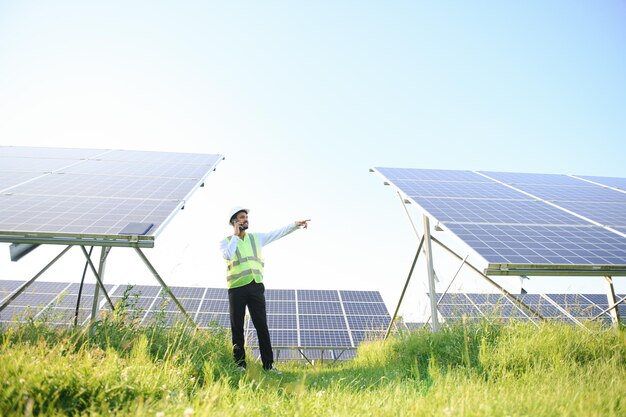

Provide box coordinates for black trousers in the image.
[228,281,274,369]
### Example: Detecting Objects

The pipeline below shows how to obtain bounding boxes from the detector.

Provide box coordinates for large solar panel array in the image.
[0,146,224,246]
[372,168,626,276]
[0,280,392,359]
[435,292,624,326]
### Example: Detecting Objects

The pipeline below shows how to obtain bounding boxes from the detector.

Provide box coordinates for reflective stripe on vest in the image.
[226,233,265,288]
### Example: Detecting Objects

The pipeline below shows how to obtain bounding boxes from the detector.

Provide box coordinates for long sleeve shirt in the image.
[220,222,299,261]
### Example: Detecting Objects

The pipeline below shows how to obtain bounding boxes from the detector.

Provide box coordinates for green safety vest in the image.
[225,233,265,289]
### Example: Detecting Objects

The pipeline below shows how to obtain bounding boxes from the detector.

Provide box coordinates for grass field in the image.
[1,311,624,417]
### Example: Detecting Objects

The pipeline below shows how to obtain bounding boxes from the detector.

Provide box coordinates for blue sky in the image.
[1,1,625,320]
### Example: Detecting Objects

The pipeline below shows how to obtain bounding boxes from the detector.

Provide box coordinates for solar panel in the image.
[0,146,224,246]
[434,292,618,324]
[372,168,626,276]
[0,280,392,357]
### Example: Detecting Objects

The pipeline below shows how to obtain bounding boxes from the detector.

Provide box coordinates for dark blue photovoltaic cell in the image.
[48,295,94,309]
[512,184,626,203]
[393,179,528,200]
[110,296,153,309]
[375,167,489,182]
[578,176,626,191]
[478,303,528,318]
[556,202,626,227]
[267,301,296,314]
[346,315,391,330]
[342,302,389,316]
[112,285,161,297]
[297,290,339,302]
[300,330,352,347]
[265,314,298,329]
[204,288,228,299]
[0,280,26,292]
[168,287,205,299]
[0,306,42,322]
[43,308,91,323]
[247,329,298,347]
[439,293,470,304]
[480,172,587,186]
[66,283,114,295]
[299,315,347,330]
[351,330,385,344]
[196,313,230,328]
[154,297,201,312]
[8,293,58,307]
[339,290,384,303]
[265,289,295,301]
[0,172,46,191]
[437,303,483,317]
[198,299,229,313]
[413,198,588,226]
[446,224,626,266]
[298,301,343,315]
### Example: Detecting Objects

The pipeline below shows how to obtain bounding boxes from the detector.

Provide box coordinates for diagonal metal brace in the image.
[79,246,116,310]
[0,245,73,313]
[133,247,198,329]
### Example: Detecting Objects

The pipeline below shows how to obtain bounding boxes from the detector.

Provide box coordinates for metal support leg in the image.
[385,236,424,340]
[604,276,621,326]
[133,247,197,329]
[74,246,94,326]
[422,254,469,326]
[0,245,73,313]
[423,216,439,331]
[79,246,115,310]
[91,247,111,322]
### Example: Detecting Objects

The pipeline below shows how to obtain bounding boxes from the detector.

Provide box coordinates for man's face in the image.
[235,211,249,229]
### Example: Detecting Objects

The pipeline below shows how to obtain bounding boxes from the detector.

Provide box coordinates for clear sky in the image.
[1,1,625,321]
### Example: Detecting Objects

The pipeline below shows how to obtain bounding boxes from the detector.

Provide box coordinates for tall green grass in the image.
[1,316,624,416]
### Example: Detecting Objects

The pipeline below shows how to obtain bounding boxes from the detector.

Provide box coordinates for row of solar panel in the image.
[435,292,625,325]
[0,280,392,349]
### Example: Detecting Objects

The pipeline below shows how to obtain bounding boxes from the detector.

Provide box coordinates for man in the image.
[219,206,309,373]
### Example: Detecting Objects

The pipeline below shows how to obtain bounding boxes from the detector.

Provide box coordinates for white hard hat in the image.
[228,206,250,224]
